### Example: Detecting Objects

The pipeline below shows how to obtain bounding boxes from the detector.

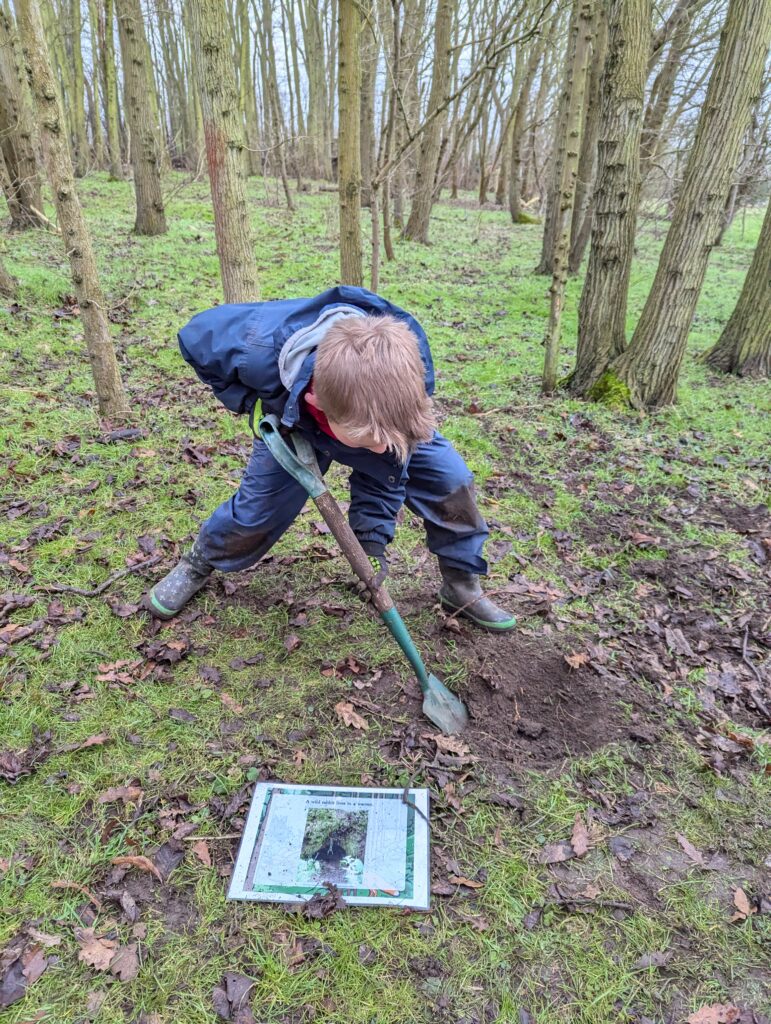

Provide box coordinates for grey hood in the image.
[277,304,366,390]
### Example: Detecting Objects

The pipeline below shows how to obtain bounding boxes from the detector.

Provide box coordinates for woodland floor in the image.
[0,177,769,1024]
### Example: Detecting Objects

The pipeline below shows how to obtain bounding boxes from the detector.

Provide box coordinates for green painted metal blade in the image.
[422,674,469,735]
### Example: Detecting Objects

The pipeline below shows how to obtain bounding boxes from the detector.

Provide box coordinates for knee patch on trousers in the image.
[433,484,487,533]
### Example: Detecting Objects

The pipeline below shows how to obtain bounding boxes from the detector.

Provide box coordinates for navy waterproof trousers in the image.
[196,428,489,575]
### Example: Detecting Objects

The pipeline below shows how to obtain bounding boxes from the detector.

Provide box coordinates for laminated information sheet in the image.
[228,783,430,909]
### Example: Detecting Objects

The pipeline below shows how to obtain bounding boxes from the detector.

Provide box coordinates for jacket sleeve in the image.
[178,305,266,415]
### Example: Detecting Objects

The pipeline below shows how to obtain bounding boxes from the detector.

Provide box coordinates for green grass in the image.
[1,176,769,1023]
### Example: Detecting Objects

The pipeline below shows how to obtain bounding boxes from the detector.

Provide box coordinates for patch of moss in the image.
[588,370,632,409]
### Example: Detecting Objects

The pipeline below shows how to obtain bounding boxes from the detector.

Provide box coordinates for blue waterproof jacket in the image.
[178,285,435,429]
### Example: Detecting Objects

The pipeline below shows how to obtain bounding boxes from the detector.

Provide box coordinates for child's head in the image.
[312,314,435,461]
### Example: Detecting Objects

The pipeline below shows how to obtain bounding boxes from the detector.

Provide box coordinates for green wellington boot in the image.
[144,544,213,620]
[438,564,517,631]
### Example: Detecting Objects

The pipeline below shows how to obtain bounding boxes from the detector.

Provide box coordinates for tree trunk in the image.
[542,0,593,393]
[260,0,295,210]
[523,38,553,206]
[0,4,44,228]
[570,0,651,397]
[702,196,771,377]
[238,0,261,176]
[567,6,607,273]
[609,0,771,410]
[509,39,543,223]
[495,89,515,207]
[101,0,124,178]
[338,0,362,284]
[69,0,90,176]
[403,0,452,243]
[639,11,689,181]
[188,0,259,303]
[16,0,129,420]
[359,16,377,208]
[301,0,330,178]
[536,0,581,275]
[0,251,17,295]
[86,0,107,169]
[116,0,167,234]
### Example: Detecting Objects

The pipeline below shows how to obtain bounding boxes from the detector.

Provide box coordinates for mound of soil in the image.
[373,628,655,772]
[458,632,654,769]
[459,633,642,767]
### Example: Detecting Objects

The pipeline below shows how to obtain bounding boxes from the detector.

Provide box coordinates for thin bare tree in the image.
[188,0,259,302]
[338,0,363,283]
[541,0,592,392]
[15,0,129,419]
[702,195,771,377]
[116,0,167,234]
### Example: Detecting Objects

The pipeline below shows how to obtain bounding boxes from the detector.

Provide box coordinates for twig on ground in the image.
[552,885,633,913]
[34,555,163,597]
[401,780,431,828]
[181,833,240,841]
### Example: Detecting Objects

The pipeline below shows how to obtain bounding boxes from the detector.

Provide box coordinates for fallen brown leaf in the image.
[21,946,48,986]
[564,651,589,670]
[111,855,163,882]
[220,692,244,714]
[27,929,61,948]
[301,883,347,919]
[686,1004,741,1024]
[676,833,706,868]
[731,887,755,922]
[334,701,368,730]
[191,840,212,867]
[538,841,575,865]
[425,733,471,757]
[447,875,484,889]
[98,785,142,804]
[570,813,590,857]
[76,928,118,971]
[109,943,139,982]
[57,733,110,754]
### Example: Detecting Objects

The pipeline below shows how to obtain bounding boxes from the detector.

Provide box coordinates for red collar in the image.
[303,381,338,439]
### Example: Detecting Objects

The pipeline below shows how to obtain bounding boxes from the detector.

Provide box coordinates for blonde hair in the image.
[314,314,436,463]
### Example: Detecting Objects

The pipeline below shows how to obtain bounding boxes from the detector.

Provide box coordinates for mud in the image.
[373,628,653,772]
[458,633,645,768]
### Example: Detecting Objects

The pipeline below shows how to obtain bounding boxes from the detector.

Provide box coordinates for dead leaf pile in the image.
[212,971,256,1023]
[76,927,139,982]
[538,813,593,864]
[0,729,53,784]
[0,930,57,1008]
[301,882,347,919]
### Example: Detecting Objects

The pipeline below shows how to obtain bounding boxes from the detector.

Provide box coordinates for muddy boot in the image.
[144,544,213,620]
[438,564,517,632]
